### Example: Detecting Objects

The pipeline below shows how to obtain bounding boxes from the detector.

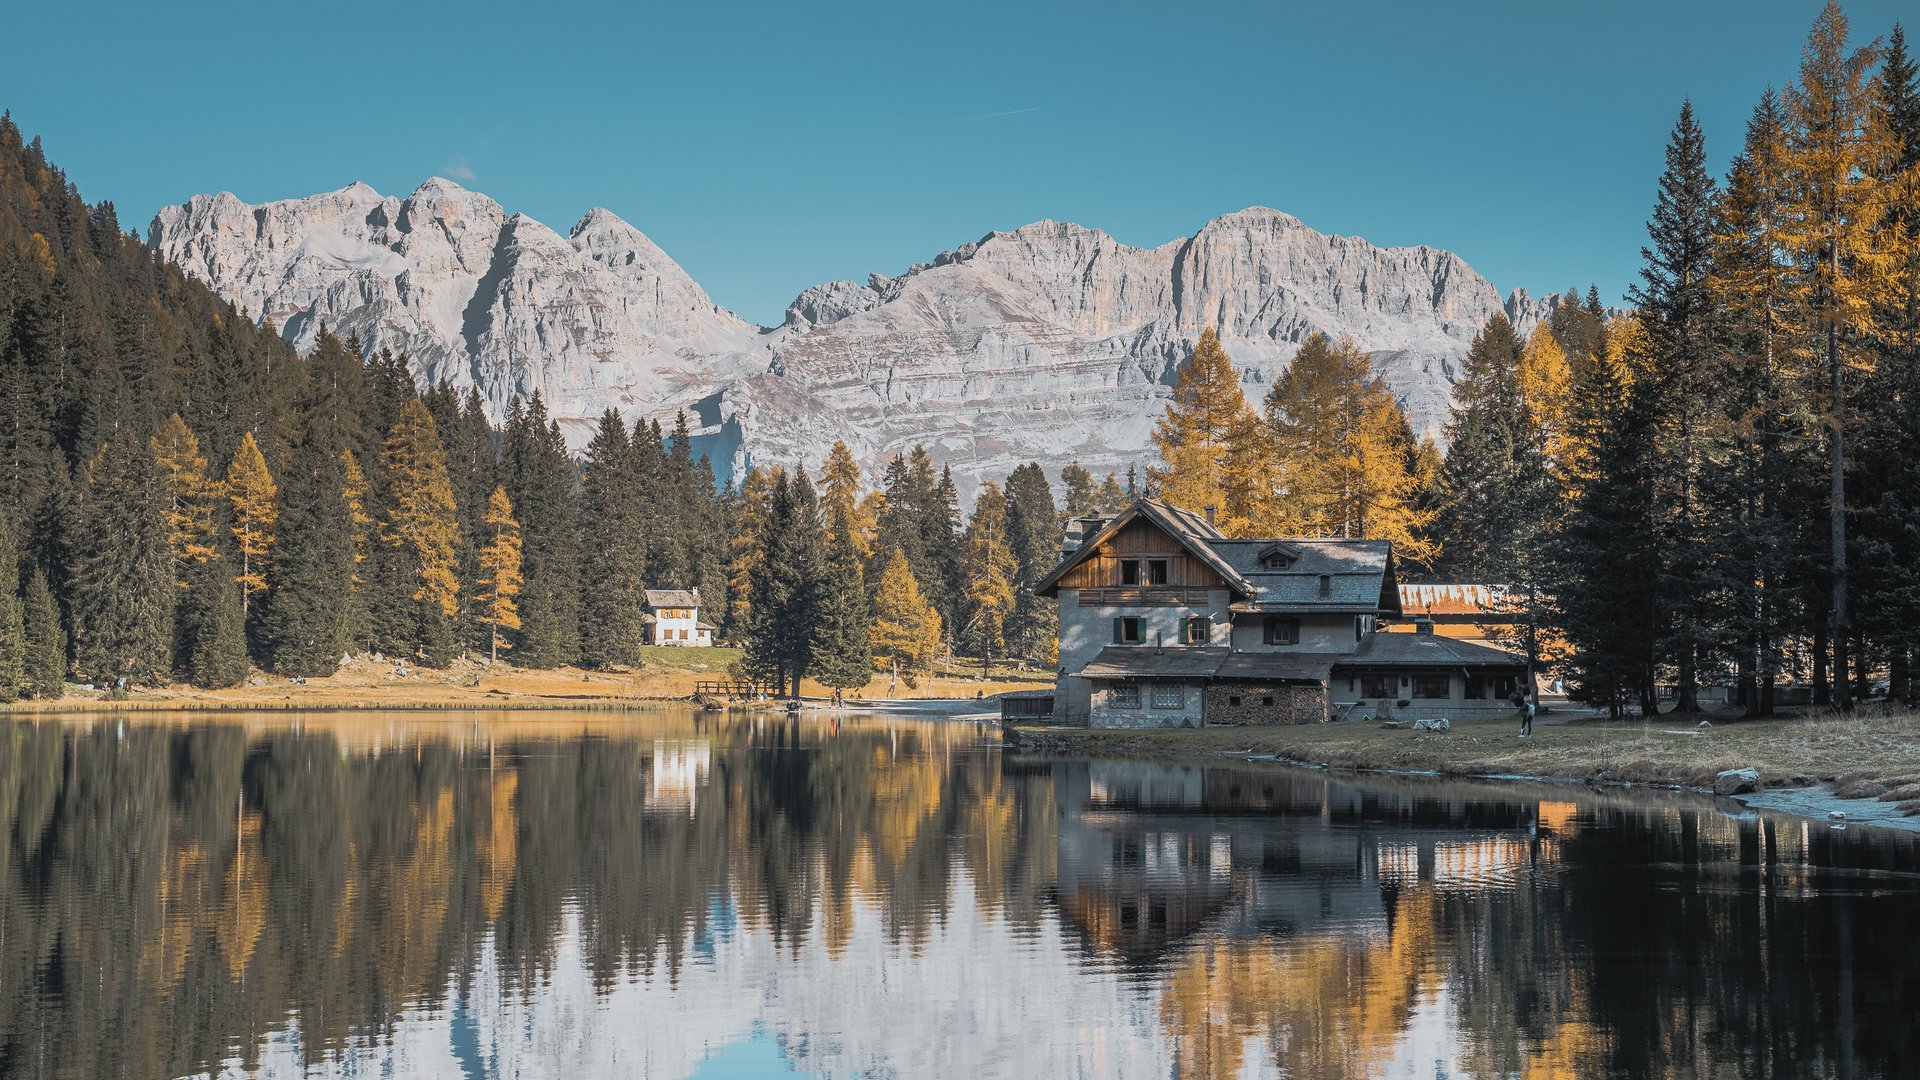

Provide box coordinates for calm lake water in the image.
[3,709,1919,1079]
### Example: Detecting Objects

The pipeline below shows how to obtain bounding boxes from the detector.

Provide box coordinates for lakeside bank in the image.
[1010,709,1920,824]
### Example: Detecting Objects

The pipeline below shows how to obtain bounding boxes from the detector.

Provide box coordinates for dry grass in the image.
[1013,705,1920,810]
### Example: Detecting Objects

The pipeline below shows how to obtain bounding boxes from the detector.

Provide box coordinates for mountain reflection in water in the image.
[2,709,1918,1079]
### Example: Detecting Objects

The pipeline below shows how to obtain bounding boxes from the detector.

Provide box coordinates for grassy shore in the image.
[0,646,1051,715]
[1012,707,1920,815]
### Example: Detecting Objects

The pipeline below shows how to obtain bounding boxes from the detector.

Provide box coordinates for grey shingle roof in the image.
[1080,646,1230,679]
[1338,632,1525,669]
[644,589,700,608]
[1212,653,1337,682]
[1208,538,1393,611]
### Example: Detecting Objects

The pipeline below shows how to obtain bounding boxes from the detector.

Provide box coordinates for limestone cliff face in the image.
[152,186,1557,490]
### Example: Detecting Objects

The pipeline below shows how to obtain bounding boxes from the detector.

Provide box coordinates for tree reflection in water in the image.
[1,711,1917,1078]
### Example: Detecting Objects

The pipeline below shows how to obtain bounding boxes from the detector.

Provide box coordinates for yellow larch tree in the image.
[148,413,222,585]
[1517,323,1575,472]
[871,546,942,685]
[959,481,1019,676]
[474,486,523,662]
[381,399,461,619]
[819,440,880,559]
[223,432,278,613]
[1264,334,1437,566]
[1150,327,1267,533]
[340,449,374,585]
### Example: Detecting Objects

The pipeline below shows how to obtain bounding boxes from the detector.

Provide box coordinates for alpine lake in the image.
[2,705,1918,1079]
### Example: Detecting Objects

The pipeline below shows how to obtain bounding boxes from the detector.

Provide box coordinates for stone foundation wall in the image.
[1204,683,1329,725]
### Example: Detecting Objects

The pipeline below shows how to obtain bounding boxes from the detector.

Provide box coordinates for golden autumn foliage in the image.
[381,400,461,618]
[475,486,524,661]
[959,481,1019,667]
[341,449,373,584]
[223,432,277,611]
[149,413,222,581]
[1263,334,1438,567]
[1518,324,1575,470]
[1149,327,1268,535]
[871,547,942,681]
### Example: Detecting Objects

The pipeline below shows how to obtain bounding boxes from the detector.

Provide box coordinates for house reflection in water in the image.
[646,739,712,814]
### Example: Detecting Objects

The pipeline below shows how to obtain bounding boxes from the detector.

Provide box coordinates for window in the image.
[1183,616,1211,645]
[1146,559,1169,585]
[1113,617,1144,644]
[1360,674,1394,698]
[1228,695,1243,707]
[1413,674,1450,699]
[1466,674,1491,699]
[1109,682,1142,709]
[1150,683,1184,709]
[1261,695,1275,707]
[1262,616,1300,645]
[1120,560,1141,585]
[1318,575,1332,598]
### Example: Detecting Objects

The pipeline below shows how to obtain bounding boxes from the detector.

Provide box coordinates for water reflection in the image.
[1,710,1917,1078]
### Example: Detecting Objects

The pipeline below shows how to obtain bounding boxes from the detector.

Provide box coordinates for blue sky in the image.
[3,1,1909,326]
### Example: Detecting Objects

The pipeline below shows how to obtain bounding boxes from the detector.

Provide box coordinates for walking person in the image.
[1517,686,1535,738]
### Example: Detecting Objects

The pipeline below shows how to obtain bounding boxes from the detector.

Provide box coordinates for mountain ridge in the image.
[149,180,1578,490]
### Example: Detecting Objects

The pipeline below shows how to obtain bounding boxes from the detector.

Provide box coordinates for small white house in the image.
[643,589,714,647]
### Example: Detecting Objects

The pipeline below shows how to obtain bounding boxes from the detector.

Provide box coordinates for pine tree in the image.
[577,410,647,667]
[262,437,355,677]
[927,465,964,637]
[502,393,582,667]
[1149,327,1266,532]
[21,567,63,697]
[1060,461,1099,519]
[182,560,247,688]
[959,480,1019,677]
[380,399,461,663]
[1003,462,1061,663]
[741,468,824,695]
[475,486,523,663]
[810,501,872,690]
[727,466,776,636]
[67,439,173,685]
[224,431,278,616]
[1629,101,1724,712]
[1094,472,1129,513]
[871,547,942,685]
[0,515,25,701]
[1435,314,1552,582]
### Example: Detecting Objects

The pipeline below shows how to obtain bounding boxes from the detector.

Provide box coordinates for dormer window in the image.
[1257,541,1303,570]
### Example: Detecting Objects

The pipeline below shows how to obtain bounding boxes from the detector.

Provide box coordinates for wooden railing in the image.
[1075,586,1215,607]
[693,680,771,699]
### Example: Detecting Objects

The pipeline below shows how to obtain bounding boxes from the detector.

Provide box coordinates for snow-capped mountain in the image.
[149,181,1561,489]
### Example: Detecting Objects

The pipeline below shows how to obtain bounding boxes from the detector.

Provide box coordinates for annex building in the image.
[1036,500,1527,727]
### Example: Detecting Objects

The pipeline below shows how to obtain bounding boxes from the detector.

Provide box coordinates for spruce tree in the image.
[577,410,648,667]
[503,393,582,667]
[810,501,872,691]
[1002,463,1060,663]
[1060,461,1099,519]
[1435,314,1552,582]
[67,438,173,685]
[21,567,63,698]
[1629,101,1723,712]
[742,468,824,695]
[262,438,355,677]
[183,560,248,688]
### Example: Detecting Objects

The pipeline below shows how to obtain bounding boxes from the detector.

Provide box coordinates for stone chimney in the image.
[1203,504,1217,525]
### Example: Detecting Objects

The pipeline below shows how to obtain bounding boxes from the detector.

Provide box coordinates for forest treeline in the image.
[1145,4,1920,717]
[0,107,1117,697]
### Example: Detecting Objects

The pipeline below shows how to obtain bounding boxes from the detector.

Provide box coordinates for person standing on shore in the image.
[1519,689,1535,738]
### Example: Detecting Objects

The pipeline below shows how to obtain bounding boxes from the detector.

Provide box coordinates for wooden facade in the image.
[1054,518,1229,593]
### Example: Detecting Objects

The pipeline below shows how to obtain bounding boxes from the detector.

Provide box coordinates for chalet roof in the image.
[1212,653,1337,682]
[1035,499,1401,616]
[645,589,700,608]
[1337,631,1526,670]
[1034,500,1252,598]
[1079,646,1231,679]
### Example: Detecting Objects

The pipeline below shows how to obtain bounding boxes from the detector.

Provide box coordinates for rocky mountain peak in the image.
[152,185,1568,493]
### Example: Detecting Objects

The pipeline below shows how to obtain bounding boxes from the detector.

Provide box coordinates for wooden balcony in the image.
[1075,586,1215,607]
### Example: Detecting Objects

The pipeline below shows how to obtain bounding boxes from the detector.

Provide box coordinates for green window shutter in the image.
[1113,617,1123,644]
[1178,618,1189,644]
